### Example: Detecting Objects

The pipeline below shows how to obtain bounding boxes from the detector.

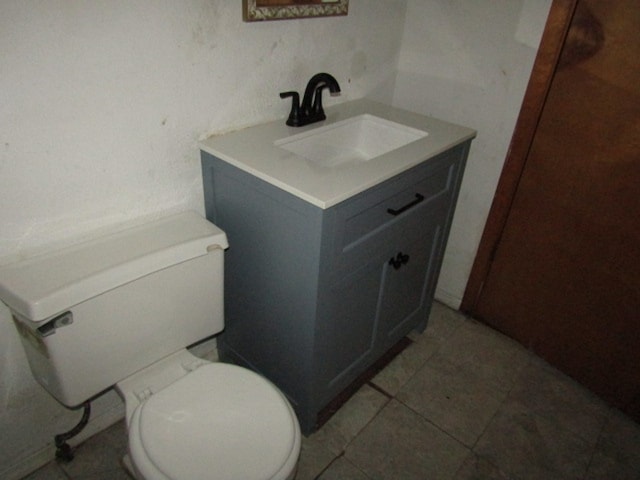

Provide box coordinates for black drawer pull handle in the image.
[387,193,425,216]
[389,252,410,270]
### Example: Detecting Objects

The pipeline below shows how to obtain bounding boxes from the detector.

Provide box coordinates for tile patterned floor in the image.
[22,302,640,480]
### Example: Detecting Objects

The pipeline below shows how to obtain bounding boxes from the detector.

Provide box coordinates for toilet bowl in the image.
[118,351,301,480]
[116,350,301,480]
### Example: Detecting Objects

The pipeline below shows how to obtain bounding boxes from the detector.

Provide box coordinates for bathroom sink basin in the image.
[275,114,428,167]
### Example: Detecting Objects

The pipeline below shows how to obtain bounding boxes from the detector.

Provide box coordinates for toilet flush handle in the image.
[37,311,74,337]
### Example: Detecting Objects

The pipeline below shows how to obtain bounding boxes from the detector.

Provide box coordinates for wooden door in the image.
[463,0,640,421]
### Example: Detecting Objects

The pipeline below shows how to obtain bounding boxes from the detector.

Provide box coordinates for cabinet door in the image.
[377,209,444,349]
[317,259,384,401]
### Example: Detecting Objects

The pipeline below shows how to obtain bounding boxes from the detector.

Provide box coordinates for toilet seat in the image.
[128,363,301,480]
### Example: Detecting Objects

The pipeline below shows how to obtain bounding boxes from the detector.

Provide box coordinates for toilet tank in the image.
[0,212,228,407]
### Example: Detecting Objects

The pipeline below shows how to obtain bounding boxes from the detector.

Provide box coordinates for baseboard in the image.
[434,288,462,310]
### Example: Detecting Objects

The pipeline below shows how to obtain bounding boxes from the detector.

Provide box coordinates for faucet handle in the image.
[312,85,329,117]
[280,91,301,127]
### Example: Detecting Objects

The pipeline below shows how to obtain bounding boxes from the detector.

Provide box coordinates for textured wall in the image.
[393,0,552,308]
[0,1,407,477]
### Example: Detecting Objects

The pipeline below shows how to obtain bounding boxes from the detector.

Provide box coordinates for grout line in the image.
[366,381,393,399]
[467,357,533,451]
[314,336,412,430]
[338,394,392,467]
[582,405,612,479]
[394,396,473,449]
[58,463,74,480]
[313,452,345,479]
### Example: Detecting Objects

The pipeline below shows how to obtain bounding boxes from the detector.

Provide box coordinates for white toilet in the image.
[0,212,301,480]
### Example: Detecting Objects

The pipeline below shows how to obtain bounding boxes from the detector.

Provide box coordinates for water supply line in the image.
[54,401,91,463]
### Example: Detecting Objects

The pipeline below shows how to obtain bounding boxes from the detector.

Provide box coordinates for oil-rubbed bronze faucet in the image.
[280,73,341,127]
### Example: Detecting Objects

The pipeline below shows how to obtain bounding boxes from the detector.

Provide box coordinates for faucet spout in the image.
[280,73,341,127]
[301,73,341,115]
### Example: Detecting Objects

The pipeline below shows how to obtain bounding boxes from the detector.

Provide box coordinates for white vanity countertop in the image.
[199,99,476,209]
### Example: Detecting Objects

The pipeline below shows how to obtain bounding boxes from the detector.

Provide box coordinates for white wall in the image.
[0,2,407,477]
[393,0,551,308]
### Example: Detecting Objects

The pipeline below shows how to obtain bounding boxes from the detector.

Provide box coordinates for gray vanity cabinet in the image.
[201,140,470,434]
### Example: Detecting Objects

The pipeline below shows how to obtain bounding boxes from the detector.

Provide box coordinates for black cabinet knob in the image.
[389,252,410,270]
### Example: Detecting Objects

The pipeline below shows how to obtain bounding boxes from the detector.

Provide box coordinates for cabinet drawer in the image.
[340,163,453,250]
[329,151,461,277]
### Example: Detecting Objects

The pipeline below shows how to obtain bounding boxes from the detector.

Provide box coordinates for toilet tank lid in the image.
[0,212,228,322]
